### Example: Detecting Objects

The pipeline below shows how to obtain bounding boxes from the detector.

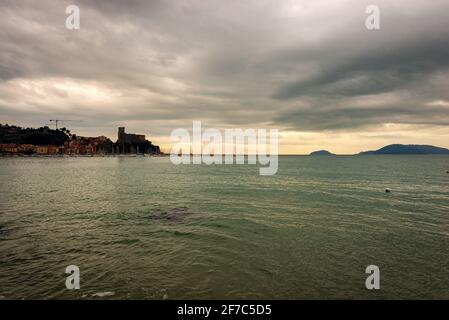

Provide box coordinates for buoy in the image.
[385,188,391,193]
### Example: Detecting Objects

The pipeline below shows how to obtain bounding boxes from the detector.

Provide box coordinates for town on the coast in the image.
[0,123,161,156]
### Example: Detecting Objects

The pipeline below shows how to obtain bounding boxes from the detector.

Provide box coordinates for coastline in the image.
[0,153,169,158]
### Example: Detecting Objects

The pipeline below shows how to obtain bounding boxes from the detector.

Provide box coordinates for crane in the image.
[48,119,82,130]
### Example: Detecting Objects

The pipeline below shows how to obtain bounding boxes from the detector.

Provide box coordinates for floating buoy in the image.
[385,188,391,193]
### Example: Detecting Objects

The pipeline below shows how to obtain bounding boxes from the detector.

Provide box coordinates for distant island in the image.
[307,144,449,156]
[358,144,449,155]
[310,150,335,156]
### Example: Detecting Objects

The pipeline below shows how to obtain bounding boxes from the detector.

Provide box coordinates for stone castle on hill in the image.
[117,127,145,144]
[115,127,160,154]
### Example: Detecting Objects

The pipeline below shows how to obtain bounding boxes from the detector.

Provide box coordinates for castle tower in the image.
[118,127,125,140]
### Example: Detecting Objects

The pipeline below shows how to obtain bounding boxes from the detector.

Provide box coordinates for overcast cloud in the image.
[1,0,449,153]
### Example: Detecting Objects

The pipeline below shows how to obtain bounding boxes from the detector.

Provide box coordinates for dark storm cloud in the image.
[275,103,449,131]
[273,35,449,99]
[0,0,449,136]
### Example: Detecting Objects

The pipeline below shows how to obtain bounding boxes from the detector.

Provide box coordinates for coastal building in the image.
[115,127,160,154]
[64,136,113,155]
[34,146,48,154]
[0,143,18,153]
[47,145,61,155]
[117,127,146,144]
[0,143,62,155]
[17,144,35,154]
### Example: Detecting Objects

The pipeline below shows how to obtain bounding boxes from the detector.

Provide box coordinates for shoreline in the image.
[2,153,449,158]
[0,153,169,158]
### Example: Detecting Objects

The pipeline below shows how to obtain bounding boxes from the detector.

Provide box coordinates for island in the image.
[358,144,449,155]
[310,150,335,156]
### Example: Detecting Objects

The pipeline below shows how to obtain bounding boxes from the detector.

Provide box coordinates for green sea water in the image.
[0,155,448,299]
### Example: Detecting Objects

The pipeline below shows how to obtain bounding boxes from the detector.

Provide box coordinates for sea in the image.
[0,155,448,299]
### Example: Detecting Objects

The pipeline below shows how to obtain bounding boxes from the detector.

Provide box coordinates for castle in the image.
[117,127,146,144]
[116,127,160,154]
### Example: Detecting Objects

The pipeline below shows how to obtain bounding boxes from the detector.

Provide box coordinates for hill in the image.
[310,150,335,156]
[0,124,70,146]
[358,144,449,155]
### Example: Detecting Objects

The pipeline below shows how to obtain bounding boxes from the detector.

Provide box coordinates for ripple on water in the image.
[2,156,449,299]
[142,206,194,222]
[0,225,19,240]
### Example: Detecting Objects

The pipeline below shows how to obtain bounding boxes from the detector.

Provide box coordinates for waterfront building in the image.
[0,143,18,153]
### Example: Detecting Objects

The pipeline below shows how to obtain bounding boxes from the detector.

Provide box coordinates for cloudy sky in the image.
[1,0,449,154]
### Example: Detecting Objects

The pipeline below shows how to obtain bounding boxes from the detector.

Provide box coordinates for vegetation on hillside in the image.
[0,124,70,146]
